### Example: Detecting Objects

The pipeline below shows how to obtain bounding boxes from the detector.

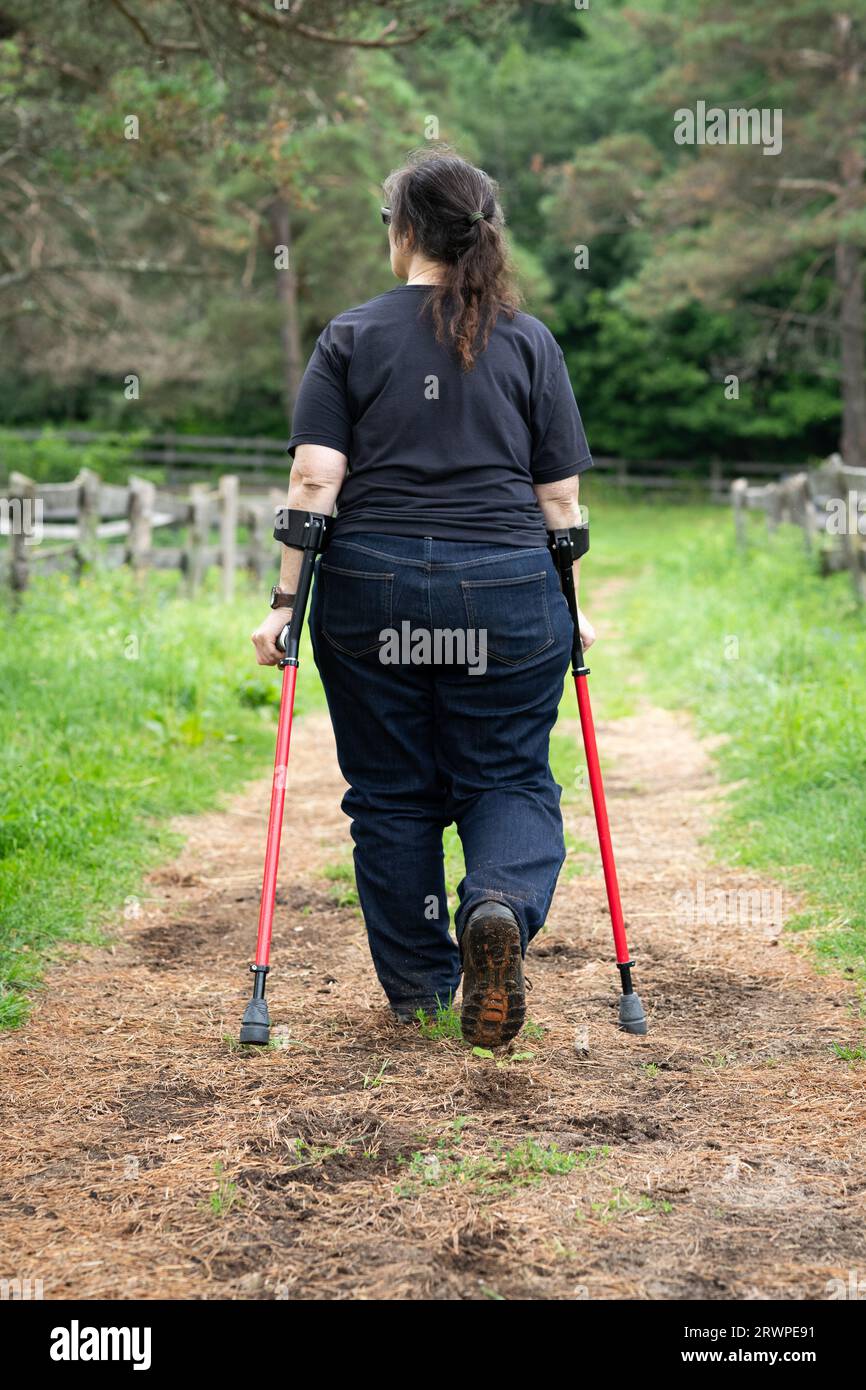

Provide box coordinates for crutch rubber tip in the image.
[618,992,648,1035]
[239,996,271,1046]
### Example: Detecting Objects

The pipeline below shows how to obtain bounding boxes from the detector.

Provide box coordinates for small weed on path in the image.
[363,1058,392,1089]
[417,1001,462,1040]
[395,1118,607,1198]
[590,1189,672,1223]
[205,1161,240,1218]
[323,861,360,908]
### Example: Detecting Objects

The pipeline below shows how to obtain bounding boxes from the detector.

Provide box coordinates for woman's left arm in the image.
[251,444,348,665]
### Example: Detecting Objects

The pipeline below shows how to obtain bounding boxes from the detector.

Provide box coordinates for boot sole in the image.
[461,913,525,1048]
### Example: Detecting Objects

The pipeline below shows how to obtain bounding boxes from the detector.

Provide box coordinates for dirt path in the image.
[2,691,865,1300]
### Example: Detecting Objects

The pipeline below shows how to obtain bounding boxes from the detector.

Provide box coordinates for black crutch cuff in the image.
[546,523,589,560]
[273,508,332,552]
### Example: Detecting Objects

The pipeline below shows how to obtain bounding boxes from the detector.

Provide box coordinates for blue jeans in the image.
[309,532,573,1013]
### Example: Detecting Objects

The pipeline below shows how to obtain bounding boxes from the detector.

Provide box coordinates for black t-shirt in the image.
[287,285,592,546]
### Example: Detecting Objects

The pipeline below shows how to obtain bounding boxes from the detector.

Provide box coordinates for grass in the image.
[590,1188,672,1222]
[413,1000,542,1051]
[0,566,325,1028]
[701,1050,736,1070]
[362,1058,392,1088]
[206,1161,240,1217]
[561,827,594,880]
[322,859,360,908]
[583,487,866,986]
[286,1137,347,1167]
[396,1121,608,1197]
[417,999,463,1040]
[521,1017,546,1041]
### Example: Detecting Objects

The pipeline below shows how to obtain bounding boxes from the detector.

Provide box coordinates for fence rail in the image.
[0,469,282,598]
[731,454,866,601]
[6,453,862,603]
[0,428,798,492]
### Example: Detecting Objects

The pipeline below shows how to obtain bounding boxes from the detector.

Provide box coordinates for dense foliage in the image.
[1,0,862,463]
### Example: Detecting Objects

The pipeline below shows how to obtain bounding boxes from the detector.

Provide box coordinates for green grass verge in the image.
[0,567,325,1027]
[582,488,866,986]
[4,488,863,1030]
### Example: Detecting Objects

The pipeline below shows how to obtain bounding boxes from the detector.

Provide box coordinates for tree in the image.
[551,0,866,464]
[0,0,515,426]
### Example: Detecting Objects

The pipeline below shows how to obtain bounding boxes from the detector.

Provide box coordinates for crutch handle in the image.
[547,524,590,675]
[273,509,329,669]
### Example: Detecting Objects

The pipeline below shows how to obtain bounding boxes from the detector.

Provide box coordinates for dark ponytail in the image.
[383,150,520,371]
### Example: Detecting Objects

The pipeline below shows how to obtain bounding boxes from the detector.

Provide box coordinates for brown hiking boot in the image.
[460,901,525,1047]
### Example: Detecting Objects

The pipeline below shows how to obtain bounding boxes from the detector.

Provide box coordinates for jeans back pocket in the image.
[320,563,395,657]
[461,571,553,666]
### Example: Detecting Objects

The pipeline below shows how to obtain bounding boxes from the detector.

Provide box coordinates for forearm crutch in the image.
[548,524,647,1035]
[239,509,331,1045]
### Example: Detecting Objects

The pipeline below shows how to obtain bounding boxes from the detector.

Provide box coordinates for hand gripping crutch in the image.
[548,524,647,1035]
[239,508,331,1044]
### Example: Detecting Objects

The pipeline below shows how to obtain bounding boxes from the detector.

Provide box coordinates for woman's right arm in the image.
[533,475,596,651]
[250,444,347,666]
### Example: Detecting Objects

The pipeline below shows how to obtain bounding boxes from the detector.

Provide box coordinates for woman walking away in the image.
[251,150,595,1048]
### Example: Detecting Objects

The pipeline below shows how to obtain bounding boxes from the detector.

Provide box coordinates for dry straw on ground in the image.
[1,701,864,1301]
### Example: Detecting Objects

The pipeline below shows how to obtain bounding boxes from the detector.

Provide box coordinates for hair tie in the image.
[468,210,486,224]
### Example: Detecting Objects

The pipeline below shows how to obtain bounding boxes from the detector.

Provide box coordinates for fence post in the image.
[75,468,100,576]
[840,466,866,604]
[246,501,269,584]
[827,456,862,601]
[855,490,866,604]
[218,474,239,603]
[793,472,816,553]
[184,484,210,596]
[126,476,156,575]
[731,478,748,550]
[764,482,782,536]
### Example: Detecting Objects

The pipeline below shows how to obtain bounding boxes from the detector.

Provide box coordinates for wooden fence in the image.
[731,454,866,601]
[2,429,288,485]
[592,455,793,497]
[1,427,796,493]
[0,469,283,599]
[9,450,861,605]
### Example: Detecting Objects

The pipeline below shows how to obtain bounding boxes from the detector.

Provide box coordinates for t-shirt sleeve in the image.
[287,321,353,457]
[530,349,593,484]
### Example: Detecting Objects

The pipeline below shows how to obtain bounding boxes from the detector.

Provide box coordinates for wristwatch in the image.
[269,586,296,610]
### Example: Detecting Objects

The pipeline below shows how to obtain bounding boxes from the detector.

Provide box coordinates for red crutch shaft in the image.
[573,671,630,966]
[547,524,646,1032]
[253,661,298,969]
[240,510,331,1046]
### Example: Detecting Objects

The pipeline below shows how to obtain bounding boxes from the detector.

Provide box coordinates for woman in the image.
[252,151,595,1048]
